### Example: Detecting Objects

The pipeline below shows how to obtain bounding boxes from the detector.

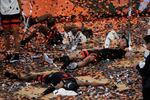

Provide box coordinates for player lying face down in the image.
[4,71,107,96]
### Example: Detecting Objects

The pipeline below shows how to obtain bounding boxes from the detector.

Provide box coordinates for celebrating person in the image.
[104,23,119,48]
[54,36,129,70]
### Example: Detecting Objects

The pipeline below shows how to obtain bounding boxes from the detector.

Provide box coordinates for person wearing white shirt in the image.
[138,0,150,12]
[0,0,22,61]
[62,31,75,45]
[0,0,21,15]
[70,30,87,51]
[77,31,87,43]
[62,25,93,50]
[104,24,119,48]
[0,0,22,27]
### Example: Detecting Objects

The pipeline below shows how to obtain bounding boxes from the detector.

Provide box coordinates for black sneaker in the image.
[4,71,11,77]
[4,71,19,79]
[0,61,3,67]
[10,53,19,63]
[20,40,26,47]
[53,57,60,62]
[6,53,13,61]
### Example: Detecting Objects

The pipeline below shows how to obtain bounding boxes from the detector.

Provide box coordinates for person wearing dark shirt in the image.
[4,71,107,96]
[35,72,79,95]
[20,15,63,47]
[136,35,150,100]
[55,36,129,70]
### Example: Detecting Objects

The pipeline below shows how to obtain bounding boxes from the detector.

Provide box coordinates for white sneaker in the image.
[71,45,77,51]
[53,88,77,96]
[67,62,78,70]
[43,53,53,64]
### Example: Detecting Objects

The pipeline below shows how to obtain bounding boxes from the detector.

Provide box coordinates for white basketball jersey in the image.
[0,0,20,15]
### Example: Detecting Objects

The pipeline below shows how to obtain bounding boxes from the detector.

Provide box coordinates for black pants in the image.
[143,88,150,100]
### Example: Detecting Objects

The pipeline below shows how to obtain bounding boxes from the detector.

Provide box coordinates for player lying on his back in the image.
[54,36,130,70]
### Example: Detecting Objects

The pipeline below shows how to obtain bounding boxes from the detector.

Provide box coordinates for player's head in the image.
[82,28,93,38]
[119,35,129,49]
[47,17,56,27]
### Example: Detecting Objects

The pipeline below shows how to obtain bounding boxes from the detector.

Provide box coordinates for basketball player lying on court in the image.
[4,71,107,96]
[54,36,131,70]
